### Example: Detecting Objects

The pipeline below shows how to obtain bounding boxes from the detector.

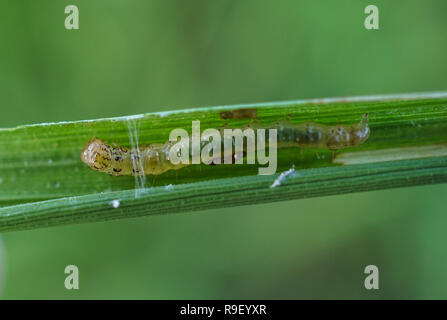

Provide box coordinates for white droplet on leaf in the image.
[110,200,120,208]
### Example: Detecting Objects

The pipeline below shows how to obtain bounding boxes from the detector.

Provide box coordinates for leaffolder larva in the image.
[81,114,369,176]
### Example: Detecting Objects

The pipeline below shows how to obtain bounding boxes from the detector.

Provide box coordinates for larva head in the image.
[348,113,370,147]
[81,138,114,174]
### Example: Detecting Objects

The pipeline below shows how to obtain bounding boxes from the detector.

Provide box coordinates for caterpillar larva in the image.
[81,114,369,176]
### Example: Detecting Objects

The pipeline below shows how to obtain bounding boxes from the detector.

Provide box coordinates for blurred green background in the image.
[1,0,447,299]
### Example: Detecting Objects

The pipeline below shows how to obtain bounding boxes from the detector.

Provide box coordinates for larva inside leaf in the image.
[81,114,370,176]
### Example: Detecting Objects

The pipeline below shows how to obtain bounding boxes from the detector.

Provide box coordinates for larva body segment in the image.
[81,114,369,176]
[81,139,187,176]
[272,113,370,150]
